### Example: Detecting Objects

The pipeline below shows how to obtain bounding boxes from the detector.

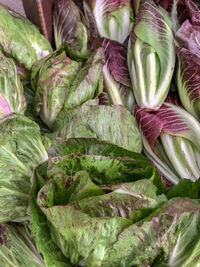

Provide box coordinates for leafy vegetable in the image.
[128,0,175,110]
[176,3,200,119]
[0,114,48,223]
[0,4,52,70]
[0,52,26,119]
[100,39,135,112]
[63,47,105,110]
[177,0,200,26]
[30,138,200,266]
[51,101,142,153]
[30,137,166,266]
[90,0,134,43]
[53,0,89,58]
[134,95,200,184]
[0,223,45,267]
[32,47,82,128]
[167,179,200,199]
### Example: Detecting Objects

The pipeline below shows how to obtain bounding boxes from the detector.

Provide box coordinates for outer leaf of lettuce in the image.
[63,47,105,109]
[104,198,200,266]
[53,0,89,59]
[167,179,200,199]
[0,4,52,70]
[51,102,142,153]
[0,52,26,118]
[29,164,71,267]
[128,0,175,110]
[101,39,135,112]
[0,223,45,267]
[32,48,82,128]
[91,0,134,43]
[0,114,48,223]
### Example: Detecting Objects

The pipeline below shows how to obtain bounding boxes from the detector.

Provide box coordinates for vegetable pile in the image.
[0,0,199,266]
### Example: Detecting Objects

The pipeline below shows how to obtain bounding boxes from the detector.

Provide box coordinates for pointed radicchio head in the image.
[134,94,200,184]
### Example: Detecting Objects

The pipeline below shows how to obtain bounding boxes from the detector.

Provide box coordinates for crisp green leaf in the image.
[0,52,26,118]
[0,114,48,222]
[167,179,200,199]
[0,223,45,267]
[128,0,175,110]
[0,4,52,70]
[51,103,142,153]
[33,48,82,128]
[64,47,104,109]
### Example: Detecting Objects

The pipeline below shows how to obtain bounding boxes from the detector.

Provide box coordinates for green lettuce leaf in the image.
[32,48,82,128]
[0,52,26,118]
[0,114,48,223]
[0,223,45,267]
[63,47,105,109]
[103,198,200,266]
[51,103,142,153]
[53,0,89,57]
[167,179,200,199]
[0,4,52,70]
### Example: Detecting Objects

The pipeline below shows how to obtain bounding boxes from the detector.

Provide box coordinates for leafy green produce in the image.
[100,39,135,112]
[31,47,82,128]
[30,138,166,266]
[90,0,134,43]
[53,0,89,59]
[51,101,142,153]
[0,1,198,266]
[0,223,45,267]
[63,47,104,109]
[176,0,200,119]
[167,179,200,199]
[0,114,48,223]
[30,138,200,266]
[0,4,52,70]
[135,95,200,184]
[0,52,26,118]
[128,0,175,110]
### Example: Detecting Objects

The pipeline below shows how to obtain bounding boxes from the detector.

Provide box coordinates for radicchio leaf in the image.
[128,0,175,110]
[90,0,134,43]
[176,18,200,119]
[134,97,200,183]
[53,0,89,57]
[101,39,134,111]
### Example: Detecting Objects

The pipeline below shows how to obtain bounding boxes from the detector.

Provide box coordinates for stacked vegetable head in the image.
[176,0,200,119]
[135,95,200,184]
[89,0,134,44]
[128,0,175,111]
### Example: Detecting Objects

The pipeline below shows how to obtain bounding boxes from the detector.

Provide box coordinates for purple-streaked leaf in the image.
[176,18,200,119]
[176,20,200,57]
[177,48,200,119]
[83,0,101,50]
[103,39,131,87]
[134,98,200,183]
[90,0,134,43]
[177,0,200,26]
[101,39,135,111]
[53,0,88,55]
[128,0,175,110]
